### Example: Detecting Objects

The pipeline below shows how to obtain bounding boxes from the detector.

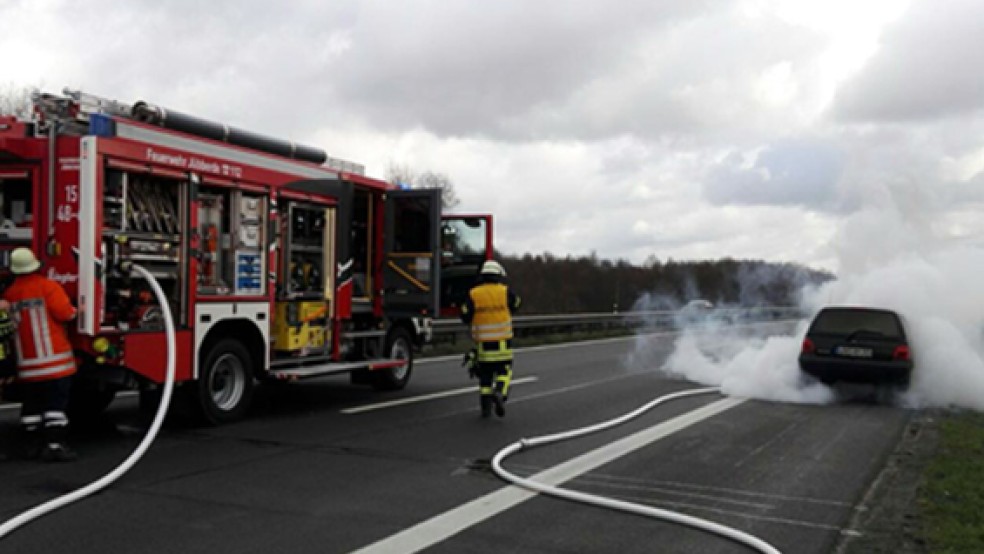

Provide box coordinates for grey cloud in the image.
[833,0,984,122]
[10,1,359,141]
[10,0,826,145]
[327,1,820,141]
[703,139,843,209]
[329,2,711,137]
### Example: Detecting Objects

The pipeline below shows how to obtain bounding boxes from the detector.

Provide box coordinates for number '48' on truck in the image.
[0,89,493,424]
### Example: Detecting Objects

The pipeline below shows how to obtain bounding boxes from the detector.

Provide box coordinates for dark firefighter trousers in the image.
[20,375,73,446]
[476,360,512,403]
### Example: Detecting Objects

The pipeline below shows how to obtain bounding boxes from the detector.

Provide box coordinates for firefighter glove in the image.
[462,348,477,379]
[0,344,15,379]
[0,311,14,340]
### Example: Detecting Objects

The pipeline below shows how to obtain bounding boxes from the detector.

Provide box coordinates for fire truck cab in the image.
[0,89,492,424]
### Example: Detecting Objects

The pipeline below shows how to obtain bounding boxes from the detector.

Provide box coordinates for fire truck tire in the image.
[372,328,413,391]
[194,339,255,424]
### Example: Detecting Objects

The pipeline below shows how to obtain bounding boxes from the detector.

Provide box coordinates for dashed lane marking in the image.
[340,376,539,414]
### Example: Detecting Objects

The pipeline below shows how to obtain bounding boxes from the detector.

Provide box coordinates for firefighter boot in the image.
[39,425,77,463]
[480,395,493,418]
[492,390,506,418]
[19,426,43,460]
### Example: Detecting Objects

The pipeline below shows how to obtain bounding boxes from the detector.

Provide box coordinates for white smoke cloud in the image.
[802,245,984,409]
[660,323,833,404]
[641,184,984,410]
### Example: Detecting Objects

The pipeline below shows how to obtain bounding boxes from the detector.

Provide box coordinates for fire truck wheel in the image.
[372,328,414,391]
[195,339,255,424]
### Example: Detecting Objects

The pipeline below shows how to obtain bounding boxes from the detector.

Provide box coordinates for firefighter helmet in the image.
[480,260,506,277]
[9,247,40,275]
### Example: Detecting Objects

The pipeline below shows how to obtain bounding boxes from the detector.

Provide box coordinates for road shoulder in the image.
[836,410,938,554]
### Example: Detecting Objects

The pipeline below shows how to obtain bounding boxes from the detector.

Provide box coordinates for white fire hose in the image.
[491,387,783,554]
[1,268,780,551]
[0,263,176,540]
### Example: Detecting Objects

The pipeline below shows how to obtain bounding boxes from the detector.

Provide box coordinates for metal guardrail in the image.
[432,306,805,343]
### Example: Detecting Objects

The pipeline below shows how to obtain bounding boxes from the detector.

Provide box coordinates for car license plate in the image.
[836,346,873,358]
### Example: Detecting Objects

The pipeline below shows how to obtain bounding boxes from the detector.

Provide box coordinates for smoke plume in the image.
[638,192,984,409]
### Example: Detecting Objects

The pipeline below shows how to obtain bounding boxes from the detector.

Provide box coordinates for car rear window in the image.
[810,309,903,338]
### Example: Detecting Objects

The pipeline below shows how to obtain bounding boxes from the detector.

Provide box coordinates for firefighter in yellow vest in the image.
[460,260,520,418]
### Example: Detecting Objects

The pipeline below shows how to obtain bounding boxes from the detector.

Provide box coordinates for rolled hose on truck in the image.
[492,387,783,554]
[0,263,176,540]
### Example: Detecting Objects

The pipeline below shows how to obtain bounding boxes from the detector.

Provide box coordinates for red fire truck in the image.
[0,89,493,423]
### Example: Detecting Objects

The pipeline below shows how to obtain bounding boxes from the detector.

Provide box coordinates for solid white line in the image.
[350,396,745,554]
[340,377,540,414]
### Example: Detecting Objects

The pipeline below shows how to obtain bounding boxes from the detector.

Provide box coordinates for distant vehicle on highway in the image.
[675,299,715,327]
[798,306,913,387]
[683,299,714,311]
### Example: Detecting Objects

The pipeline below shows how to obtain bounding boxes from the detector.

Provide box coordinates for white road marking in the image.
[607,495,846,532]
[567,472,854,508]
[350,396,745,554]
[340,377,540,414]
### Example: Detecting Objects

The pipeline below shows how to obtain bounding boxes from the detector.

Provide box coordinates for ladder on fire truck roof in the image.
[31,88,366,174]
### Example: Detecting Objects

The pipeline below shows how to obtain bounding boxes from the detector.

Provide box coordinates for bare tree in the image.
[386,162,461,210]
[0,83,34,118]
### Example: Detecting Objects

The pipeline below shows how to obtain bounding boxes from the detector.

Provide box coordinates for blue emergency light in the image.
[88,113,117,137]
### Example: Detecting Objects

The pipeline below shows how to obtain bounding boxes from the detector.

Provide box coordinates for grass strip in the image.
[920,411,984,553]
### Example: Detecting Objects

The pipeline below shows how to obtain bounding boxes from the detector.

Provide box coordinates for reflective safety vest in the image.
[469,283,513,362]
[2,274,78,382]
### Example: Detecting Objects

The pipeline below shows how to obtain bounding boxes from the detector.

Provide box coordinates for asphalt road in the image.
[0,327,912,554]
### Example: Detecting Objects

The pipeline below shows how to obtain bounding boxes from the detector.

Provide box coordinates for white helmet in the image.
[10,247,40,275]
[480,260,506,277]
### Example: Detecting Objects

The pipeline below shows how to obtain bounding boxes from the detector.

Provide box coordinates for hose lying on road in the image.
[491,386,783,554]
[0,264,176,540]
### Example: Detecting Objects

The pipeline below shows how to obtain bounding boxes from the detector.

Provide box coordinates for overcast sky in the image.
[4,0,984,272]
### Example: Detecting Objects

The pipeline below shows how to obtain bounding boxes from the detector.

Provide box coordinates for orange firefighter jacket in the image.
[2,273,78,382]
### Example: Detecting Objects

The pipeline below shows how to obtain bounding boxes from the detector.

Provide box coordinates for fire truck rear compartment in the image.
[0,173,34,249]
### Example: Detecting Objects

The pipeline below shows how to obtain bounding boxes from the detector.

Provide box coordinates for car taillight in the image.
[893,345,910,361]
[801,338,815,354]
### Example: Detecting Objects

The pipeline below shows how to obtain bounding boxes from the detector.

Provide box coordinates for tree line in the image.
[496,252,833,314]
[1,91,832,316]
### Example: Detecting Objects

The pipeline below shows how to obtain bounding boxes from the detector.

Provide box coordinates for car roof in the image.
[816,306,900,315]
